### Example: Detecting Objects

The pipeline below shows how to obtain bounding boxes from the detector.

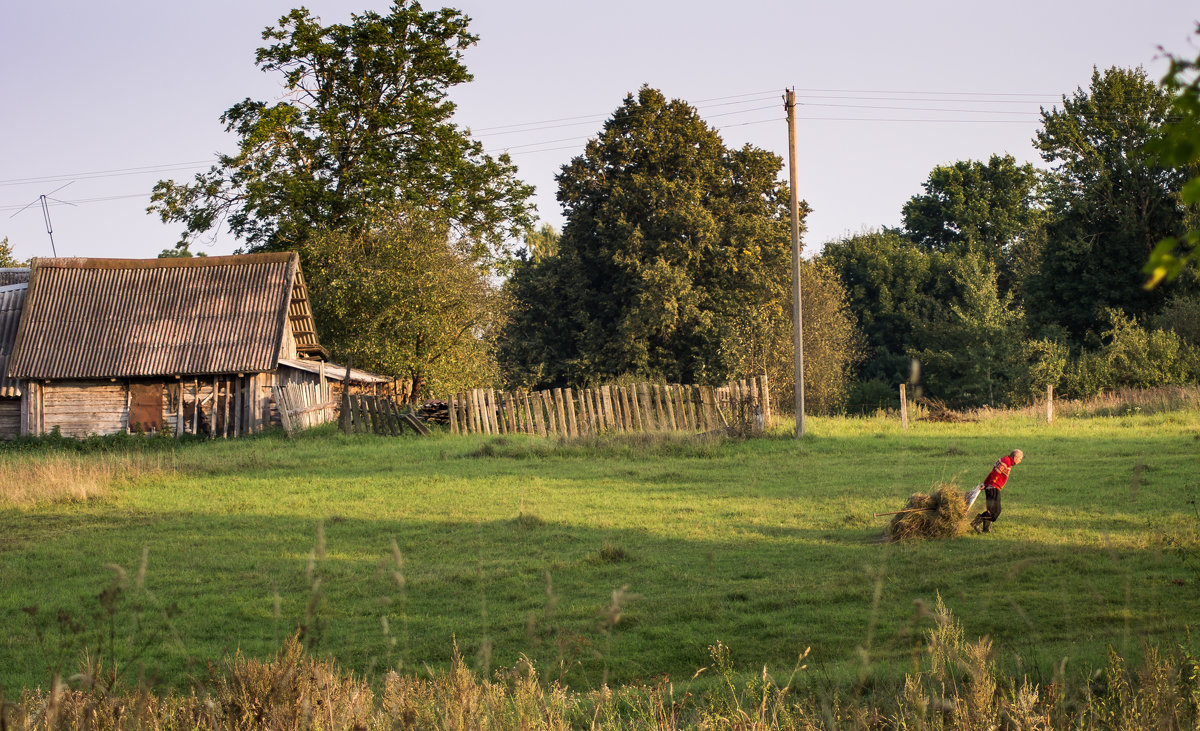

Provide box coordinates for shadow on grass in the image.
[3,505,1197,696]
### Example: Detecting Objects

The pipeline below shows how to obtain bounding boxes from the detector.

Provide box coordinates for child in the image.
[971,449,1023,533]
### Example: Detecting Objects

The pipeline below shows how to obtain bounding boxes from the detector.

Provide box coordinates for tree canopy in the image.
[304,207,503,394]
[501,86,826,392]
[901,154,1041,292]
[0,237,23,268]
[149,3,534,265]
[1028,67,1187,339]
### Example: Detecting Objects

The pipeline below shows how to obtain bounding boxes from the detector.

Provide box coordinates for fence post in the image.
[760,375,772,428]
[900,383,909,430]
[1046,384,1054,424]
[563,388,579,437]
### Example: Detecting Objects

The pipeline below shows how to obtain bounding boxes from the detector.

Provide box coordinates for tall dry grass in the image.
[0,453,169,507]
[6,604,1199,730]
[979,385,1200,421]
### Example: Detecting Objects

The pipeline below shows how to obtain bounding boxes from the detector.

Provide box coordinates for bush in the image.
[1059,310,1200,399]
[846,378,898,413]
[1151,293,1200,347]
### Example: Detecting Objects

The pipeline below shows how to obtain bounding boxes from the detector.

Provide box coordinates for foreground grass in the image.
[1,409,1198,699]
[8,603,1200,729]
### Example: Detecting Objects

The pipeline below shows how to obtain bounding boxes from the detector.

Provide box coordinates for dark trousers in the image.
[975,487,1002,531]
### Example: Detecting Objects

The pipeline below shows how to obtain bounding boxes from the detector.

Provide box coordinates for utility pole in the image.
[784,89,805,438]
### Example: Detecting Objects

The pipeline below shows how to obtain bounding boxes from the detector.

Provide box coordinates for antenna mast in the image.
[8,181,75,257]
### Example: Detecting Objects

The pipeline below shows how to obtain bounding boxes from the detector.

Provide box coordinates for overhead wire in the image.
[0,84,1105,210]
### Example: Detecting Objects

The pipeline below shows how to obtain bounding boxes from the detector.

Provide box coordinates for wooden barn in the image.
[0,278,29,439]
[3,253,386,438]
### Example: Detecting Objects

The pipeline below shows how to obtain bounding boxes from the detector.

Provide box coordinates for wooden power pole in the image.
[784,89,805,438]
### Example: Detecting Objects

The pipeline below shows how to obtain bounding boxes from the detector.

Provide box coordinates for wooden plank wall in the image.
[0,399,19,440]
[42,381,128,437]
[447,376,771,438]
[15,373,290,439]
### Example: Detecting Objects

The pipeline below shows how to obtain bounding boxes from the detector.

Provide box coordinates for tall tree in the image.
[1029,67,1187,340]
[0,237,23,267]
[909,253,1024,407]
[149,3,533,265]
[304,206,503,395]
[501,86,806,388]
[523,223,560,262]
[901,154,1041,291]
[819,229,950,385]
[724,261,861,414]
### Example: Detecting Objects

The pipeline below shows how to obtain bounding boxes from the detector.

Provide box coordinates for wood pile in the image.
[418,400,449,425]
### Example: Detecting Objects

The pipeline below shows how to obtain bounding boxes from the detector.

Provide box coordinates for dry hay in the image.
[887,483,970,541]
[918,398,976,423]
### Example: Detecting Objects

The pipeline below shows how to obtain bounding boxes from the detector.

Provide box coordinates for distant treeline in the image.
[500,70,1200,411]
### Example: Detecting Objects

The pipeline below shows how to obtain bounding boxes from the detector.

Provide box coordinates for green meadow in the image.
[1,409,1198,695]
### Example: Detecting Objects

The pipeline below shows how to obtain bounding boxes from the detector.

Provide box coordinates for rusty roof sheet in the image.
[8,254,303,379]
[0,284,27,397]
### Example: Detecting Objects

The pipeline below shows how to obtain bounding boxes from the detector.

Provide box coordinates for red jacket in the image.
[984,456,1015,490]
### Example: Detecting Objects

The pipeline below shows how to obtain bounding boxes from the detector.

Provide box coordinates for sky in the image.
[2,1,1197,262]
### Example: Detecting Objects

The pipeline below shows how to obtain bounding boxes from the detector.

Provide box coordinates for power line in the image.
[798,101,1041,116]
[0,160,214,187]
[790,86,1062,97]
[0,84,1118,197]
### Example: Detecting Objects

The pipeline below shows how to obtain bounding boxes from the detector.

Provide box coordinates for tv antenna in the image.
[8,181,76,257]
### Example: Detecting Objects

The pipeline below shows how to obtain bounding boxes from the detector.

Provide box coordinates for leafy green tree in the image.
[1029,67,1188,340]
[1150,293,1200,347]
[502,86,803,388]
[1010,337,1070,404]
[902,154,1041,290]
[1146,23,1200,287]
[149,3,533,266]
[304,207,502,395]
[0,237,23,267]
[819,229,950,385]
[523,223,559,262]
[910,253,1024,407]
[1061,310,1199,396]
[724,261,861,413]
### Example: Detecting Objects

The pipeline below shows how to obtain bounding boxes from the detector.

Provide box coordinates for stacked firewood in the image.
[418,399,449,425]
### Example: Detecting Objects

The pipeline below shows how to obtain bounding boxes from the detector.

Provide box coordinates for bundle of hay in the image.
[887,484,969,541]
[917,398,976,423]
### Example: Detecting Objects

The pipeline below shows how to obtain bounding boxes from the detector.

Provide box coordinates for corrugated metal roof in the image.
[0,269,30,287]
[278,357,391,384]
[0,284,27,397]
[8,254,302,379]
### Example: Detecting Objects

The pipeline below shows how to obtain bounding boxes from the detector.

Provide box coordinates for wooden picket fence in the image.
[338,392,431,436]
[448,376,771,437]
[272,381,336,434]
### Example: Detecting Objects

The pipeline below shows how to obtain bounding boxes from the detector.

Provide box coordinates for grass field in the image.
[1,407,1198,697]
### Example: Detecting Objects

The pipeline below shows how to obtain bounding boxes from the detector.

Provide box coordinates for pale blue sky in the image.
[2,1,1196,261]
